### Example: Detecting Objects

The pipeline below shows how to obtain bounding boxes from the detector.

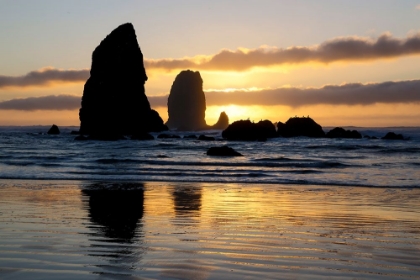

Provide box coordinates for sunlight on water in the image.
[0,181,419,279]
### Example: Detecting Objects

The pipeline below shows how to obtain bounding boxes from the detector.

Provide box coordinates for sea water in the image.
[0,126,419,187]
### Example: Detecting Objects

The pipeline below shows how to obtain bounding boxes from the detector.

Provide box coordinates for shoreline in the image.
[1,181,419,279]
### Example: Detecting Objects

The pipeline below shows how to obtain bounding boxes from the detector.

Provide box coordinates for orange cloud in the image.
[145,32,420,71]
[2,79,420,111]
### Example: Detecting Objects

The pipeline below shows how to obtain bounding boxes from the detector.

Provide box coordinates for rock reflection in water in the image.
[172,185,202,229]
[81,183,145,276]
[172,185,202,216]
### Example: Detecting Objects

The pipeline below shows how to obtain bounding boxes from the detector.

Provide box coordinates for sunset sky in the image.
[1,0,420,127]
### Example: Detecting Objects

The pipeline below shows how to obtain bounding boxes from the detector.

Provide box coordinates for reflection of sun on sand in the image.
[1,182,420,279]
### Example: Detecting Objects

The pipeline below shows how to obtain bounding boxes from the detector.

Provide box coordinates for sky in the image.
[1,0,420,127]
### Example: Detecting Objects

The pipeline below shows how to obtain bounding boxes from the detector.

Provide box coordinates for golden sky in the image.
[1,1,420,127]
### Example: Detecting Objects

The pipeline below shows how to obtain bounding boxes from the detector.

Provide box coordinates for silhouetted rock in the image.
[79,23,167,137]
[207,146,243,156]
[211,111,229,130]
[222,119,277,141]
[277,117,325,138]
[87,134,126,141]
[166,70,207,131]
[157,134,181,139]
[47,124,60,135]
[198,135,215,141]
[382,132,404,140]
[131,132,154,140]
[326,127,362,139]
[183,134,197,139]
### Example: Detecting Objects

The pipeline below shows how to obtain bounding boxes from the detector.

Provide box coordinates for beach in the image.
[1,180,419,279]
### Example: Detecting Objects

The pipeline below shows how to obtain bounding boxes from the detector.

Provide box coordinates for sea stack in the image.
[166,70,207,131]
[212,111,229,130]
[79,23,167,137]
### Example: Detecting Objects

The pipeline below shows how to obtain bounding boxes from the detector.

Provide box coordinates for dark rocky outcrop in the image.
[166,70,229,131]
[211,111,229,130]
[222,120,277,141]
[382,132,405,140]
[78,23,167,138]
[207,146,243,157]
[326,127,362,139]
[277,117,325,138]
[198,135,215,141]
[166,70,207,131]
[47,124,60,135]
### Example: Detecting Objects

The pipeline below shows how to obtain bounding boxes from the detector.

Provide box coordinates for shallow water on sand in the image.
[0,181,419,279]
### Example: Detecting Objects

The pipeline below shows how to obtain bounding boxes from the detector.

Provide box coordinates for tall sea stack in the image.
[166,70,207,131]
[79,23,167,136]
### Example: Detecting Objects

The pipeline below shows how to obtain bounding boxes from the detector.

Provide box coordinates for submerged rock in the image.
[277,117,325,138]
[157,134,181,139]
[198,135,215,141]
[47,124,60,135]
[78,23,167,137]
[222,120,276,141]
[326,127,362,139]
[382,132,405,140]
[207,146,243,156]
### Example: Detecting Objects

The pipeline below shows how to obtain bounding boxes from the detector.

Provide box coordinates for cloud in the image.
[0,95,81,111]
[144,32,420,71]
[0,67,89,89]
[1,79,419,111]
[3,32,420,88]
[204,80,420,107]
[416,4,420,10]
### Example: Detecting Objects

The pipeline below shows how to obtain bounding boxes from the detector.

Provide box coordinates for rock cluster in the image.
[326,127,362,139]
[222,120,277,141]
[277,117,325,138]
[79,23,167,138]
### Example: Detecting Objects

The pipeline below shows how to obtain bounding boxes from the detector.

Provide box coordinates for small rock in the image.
[47,124,60,135]
[382,132,404,140]
[207,146,243,156]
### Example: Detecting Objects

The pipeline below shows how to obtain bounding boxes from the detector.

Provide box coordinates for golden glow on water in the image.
[1,181,420,279]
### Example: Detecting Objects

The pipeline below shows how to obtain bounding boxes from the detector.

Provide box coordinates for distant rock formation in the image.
[166,70,207,131]
[79,23,167,137]
[166,70,229,131]
[222,120,277,141]
[277,117,325,138]
[207,146,243,156]
[211,111,229,130]
[326,127,362,139]
[382,132,405,140]
[47,124,60,135]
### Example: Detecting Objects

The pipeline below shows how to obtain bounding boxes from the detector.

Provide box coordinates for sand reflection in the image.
[81,182,145,276]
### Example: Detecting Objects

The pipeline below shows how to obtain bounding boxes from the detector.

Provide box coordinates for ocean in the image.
[0,126,419,187]
[0,126,419,279]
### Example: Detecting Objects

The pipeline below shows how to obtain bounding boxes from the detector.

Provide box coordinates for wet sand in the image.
[0,180,419,279]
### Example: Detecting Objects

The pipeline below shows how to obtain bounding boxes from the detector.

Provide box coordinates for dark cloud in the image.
[145,33,420,71]
[1,79,419,111]
[0,68,89,88]
[205,80,420,107]
[0,95,81,111]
